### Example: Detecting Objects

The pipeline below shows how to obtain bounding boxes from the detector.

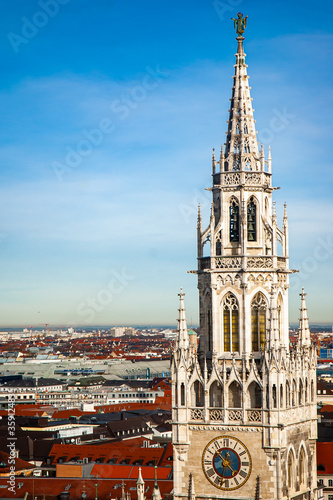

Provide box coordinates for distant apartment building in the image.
[110,327,135,337]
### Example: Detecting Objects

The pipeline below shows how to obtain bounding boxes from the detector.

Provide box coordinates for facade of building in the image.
[172,15,318,500]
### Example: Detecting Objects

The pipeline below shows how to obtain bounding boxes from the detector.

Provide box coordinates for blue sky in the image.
[0,0,332,327]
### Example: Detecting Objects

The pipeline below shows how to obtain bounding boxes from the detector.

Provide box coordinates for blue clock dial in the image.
[202,436,251,491]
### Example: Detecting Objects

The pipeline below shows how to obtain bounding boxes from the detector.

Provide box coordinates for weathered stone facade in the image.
[171,18,317,500]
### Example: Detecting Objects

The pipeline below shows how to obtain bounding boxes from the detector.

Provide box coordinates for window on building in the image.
[247,197,257,241]
[287,451,295,490]
[327,494,333,500]
[329,479,333,487]
[223,293,239,352]
[277,294,283,340]
[251,292,267,351]
[299,448,306,486]
[230,199,240,242]
[180,383,185,406]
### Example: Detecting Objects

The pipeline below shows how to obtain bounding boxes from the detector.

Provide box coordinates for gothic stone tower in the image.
[172,14,317,500]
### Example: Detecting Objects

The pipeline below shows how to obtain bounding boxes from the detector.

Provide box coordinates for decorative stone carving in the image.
[190,408,204,421]
[209,408,224,421]
[247,257,273,269]
[247,409,262,422]
[223,173,241,185]
[245,172,262,184]
[215,257,241,269]
[228,409,242,421]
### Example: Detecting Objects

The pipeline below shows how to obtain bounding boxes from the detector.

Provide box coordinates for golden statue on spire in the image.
[232,12,248,36]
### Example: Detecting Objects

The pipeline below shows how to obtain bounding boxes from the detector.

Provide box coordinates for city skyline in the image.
[0,0,332,327]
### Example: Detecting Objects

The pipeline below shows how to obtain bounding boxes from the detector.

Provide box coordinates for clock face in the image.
[202,436,251,490]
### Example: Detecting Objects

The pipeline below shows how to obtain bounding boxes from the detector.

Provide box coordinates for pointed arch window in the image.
[299,448,306,486]
[277,294,283,340]
[287,451,295,490]
[230,199,239,242]
[223,293,239,352]
[251,292,267,351]
[247,197,257,241]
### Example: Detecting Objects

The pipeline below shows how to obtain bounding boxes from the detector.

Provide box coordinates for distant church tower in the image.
[171,14,318,500]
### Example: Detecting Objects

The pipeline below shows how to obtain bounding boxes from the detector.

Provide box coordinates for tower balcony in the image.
[189,407,262,424]
[198,255,288,272]
[213,170,272,189]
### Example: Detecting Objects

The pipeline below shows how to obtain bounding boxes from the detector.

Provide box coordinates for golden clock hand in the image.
[225,463,236,475]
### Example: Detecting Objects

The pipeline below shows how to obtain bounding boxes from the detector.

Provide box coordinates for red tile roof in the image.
[47,437,172,467]
[317,442,333,474]
[0,450,35,475]
[0,477,173,499]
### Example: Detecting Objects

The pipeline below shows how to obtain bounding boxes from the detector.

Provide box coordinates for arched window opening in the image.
[207,309,212,352]
[287,451,295,490]
[180,383,185,406]
[230,199,240,242]
[234,140,239,154]
[244,122,248,134]
[305,379,308,403]
[192,380,204,407]
[251,292,267,351]
[247,197,257,242]
[223,293,239,352]
[311,380,314,402]
[299,448,306,487]
[277,294,283,341]
[210,381,223,408]
[299,380,303,405]
[286,381,290,408]
[229,381,241,408]
[272,384,277,408]
[280,384,283,408]
[216,230,222,256]
[292,380,296,407]
[248,382,261,408]
[244,140,250,154]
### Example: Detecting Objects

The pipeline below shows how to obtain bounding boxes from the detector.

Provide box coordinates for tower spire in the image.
[136,467,145,500]
[298,288,311,347]
[224,13,259,172]
[177,288,188,350]
[151,466,162,500]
